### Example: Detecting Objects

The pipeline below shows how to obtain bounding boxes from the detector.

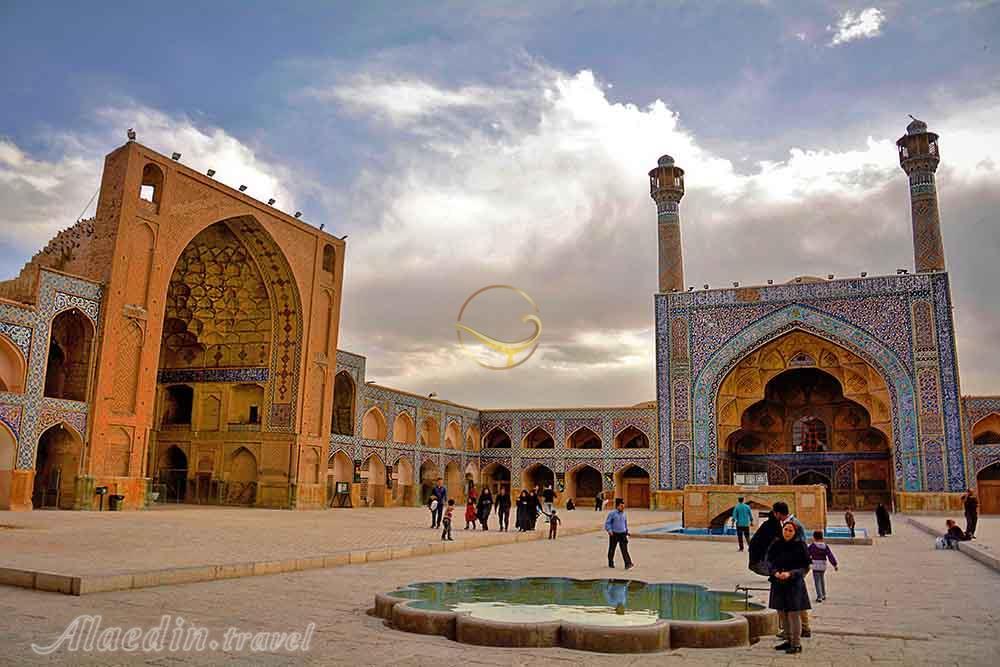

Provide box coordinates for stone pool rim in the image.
[374,576,778,652]
[635,524,873,546]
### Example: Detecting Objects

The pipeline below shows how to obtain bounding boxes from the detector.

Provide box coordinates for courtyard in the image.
[1,507,998,665]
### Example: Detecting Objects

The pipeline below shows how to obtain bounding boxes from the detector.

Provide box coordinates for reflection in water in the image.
[388,577,763,627]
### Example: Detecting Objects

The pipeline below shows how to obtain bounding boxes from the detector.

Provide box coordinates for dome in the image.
[906,118,928,135]
[657,155,675,167]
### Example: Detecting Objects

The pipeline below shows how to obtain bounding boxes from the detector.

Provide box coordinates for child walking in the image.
[441,499,455,541]
[464,496,477,530]
[807,530,838,602]
[548,509,562,539]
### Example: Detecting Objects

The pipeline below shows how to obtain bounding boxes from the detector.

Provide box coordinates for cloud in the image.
[827,7,886,46]
[305,75,512,125]
[318,66,1000,406]
[0,106,300,278]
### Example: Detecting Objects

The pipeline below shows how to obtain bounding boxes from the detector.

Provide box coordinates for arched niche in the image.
[567,427,601,449]
[44,309,95,401]
[361,407,388,440]
[0,335,26,394]
[393,411,416,444]
[483,427,511,448]
[331,371,356,435]
[420,417,440,448]
[522,426,554,449]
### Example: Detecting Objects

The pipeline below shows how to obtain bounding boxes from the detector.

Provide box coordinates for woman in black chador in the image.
[515,490,530,531]
[476,487,494,530]
[765,521,812,654]
[527,489,540,531]
[875,503,892,537]
[495,487,511,531]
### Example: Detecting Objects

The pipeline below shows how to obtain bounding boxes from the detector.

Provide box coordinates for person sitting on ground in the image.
[939,519,969,550]
[566,498,576,511]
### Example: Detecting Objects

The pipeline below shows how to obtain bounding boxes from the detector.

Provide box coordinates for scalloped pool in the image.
[385,577,763,627]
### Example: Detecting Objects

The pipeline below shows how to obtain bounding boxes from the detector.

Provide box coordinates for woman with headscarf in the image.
[875,503,892,537]
[527,489,541,531]
[477,487,494,530]
[765,521,812,655]
[515,490,530,532]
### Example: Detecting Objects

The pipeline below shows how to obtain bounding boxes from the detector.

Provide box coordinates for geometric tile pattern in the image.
[0,268,101,468]
[656,272,967,493]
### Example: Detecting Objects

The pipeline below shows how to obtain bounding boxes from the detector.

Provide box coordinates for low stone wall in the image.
[904,516,1000,573]
[896,492,963,514]
[682,484,827,530]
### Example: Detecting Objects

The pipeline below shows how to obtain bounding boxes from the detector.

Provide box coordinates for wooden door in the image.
[627,482,650,509]
[980,481,1000,514]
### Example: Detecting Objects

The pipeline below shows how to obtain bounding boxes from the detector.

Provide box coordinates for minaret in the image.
[897,118,945,273]
[649,155,686,293]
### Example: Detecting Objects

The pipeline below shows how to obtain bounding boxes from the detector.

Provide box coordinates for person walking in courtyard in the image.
[605,499,634,569]
[548,508,562,539]
[527,489,541,531]
[542,484,556,522]
[430,478,447,529]
[732,496,754,552]
[766,521,812,654]
[441,499,455,541]
[496,487,511,531]
[875,503,892,537]
[464,494,477,530]
[515,490,530,531]
[477,487,493,530]
[595,491,604,512]
[962,488,979,539]
[844,508,856,538]
[807,530,838,602]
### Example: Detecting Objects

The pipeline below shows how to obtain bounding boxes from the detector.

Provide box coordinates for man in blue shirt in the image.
[430,478,447,528]
[732,496,754,552]
[604,499,634,569]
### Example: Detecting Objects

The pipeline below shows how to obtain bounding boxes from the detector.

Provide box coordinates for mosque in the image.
[0,120,997,515]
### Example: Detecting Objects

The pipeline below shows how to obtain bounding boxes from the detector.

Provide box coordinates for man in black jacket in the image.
[495,487,511,531]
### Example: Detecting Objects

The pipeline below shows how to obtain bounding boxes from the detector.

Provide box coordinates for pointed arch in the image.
[394,456,416,505]
[614,425,650,450]
[567,426,601,449]
[361,407,388,440]
[0,421,16,509]
[693,304,921,491]
[483,426,512,449]
[420,416,440,448]
[444,460,463,501]
[565,463,602,506]
[361,453,386,507]
[45,308,95,401]
[482,462,511,495]
[0,334,27,394]
[614,464,650,509]
[522,462,554,490]
[444,420,461,450]
[393,411,416,444]
[972,413,1000,445]
[332,371,356,436]
[33,423,83,509]
[522,426,555,449]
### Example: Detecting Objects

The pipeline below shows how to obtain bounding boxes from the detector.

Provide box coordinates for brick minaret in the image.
[897,118,945,273]
[649,154,686,293]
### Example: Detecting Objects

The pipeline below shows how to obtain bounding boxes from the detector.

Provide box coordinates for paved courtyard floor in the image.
[1,510,998,665]
[0,505,667,576]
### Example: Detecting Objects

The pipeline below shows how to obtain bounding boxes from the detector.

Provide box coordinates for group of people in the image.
[745,501,841,655]
[937,488,979,549]
[427,478,571,540]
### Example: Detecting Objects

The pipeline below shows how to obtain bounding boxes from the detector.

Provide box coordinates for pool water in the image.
[387,577,763,627]
[642,524,867,538]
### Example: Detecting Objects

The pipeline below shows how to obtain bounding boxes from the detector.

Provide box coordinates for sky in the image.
[1,1,999,409]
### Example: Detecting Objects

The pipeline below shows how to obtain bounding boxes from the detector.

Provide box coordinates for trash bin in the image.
[109,494,125,511]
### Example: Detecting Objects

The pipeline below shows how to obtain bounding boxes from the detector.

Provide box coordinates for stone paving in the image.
[1,511,998,665]
[0,505,668,576]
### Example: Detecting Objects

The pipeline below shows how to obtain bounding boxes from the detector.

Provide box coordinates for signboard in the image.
[335,481,350,495]
[734,472,768,487]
